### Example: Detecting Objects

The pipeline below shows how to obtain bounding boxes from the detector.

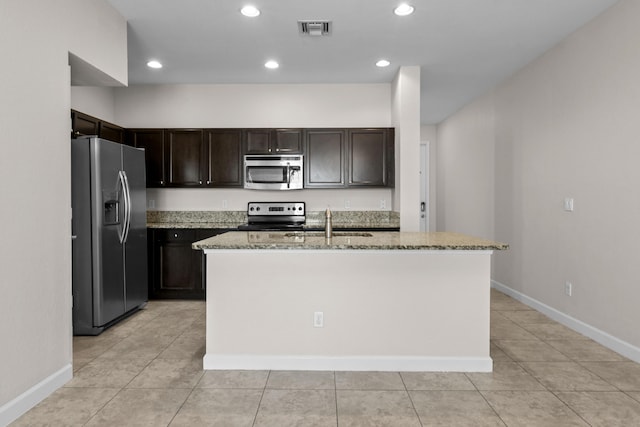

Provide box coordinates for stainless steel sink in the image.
[284,232,373,237]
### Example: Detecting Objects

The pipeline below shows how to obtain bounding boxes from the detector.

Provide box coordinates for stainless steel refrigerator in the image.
[71,136,148,335]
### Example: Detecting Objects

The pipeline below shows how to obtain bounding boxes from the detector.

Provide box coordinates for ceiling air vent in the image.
[298,20,332,37]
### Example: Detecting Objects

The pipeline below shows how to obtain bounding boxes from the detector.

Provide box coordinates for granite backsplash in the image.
[147,210,400,229]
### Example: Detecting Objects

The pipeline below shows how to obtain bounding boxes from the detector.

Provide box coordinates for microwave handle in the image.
[286,163,291,189]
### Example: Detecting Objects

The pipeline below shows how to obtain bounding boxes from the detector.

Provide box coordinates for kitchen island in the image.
[194,231,507,372]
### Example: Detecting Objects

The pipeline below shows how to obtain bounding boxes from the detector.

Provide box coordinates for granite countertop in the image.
[193,231,508,251]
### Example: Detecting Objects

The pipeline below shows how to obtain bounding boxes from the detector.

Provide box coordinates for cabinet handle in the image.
[160,180,165,185]
[199,180,203,185]
[206,180,211,185]
[276,148,280,152]
[268,148,272,153]
[174,233,178,238]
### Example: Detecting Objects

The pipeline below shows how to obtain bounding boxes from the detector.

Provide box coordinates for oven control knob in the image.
[250,207,254,211]
[256,207,261,211]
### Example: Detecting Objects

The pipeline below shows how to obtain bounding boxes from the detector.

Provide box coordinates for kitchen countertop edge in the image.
[192,231,508,251]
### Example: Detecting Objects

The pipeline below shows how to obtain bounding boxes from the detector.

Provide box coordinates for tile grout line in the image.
[465,371,509,426]
[549,390,595,427]
[334,371,339,427]
[399,372,425,427]
[251,370,271,426]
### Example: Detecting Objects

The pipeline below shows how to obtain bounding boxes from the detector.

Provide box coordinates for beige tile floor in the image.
[12,289,640,426]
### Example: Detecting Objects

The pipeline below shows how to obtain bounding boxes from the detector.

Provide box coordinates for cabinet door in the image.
[348,129,390,187]
[167,129,204,186]
[204,129,243,187]
[245,129,271,154]
[128,129,166,187]
[99,121,125,144]
[304,129,346,188]
[151,229,204,299]
[71,110,99,138]
[273,129,303,153]
[245,129,303,154]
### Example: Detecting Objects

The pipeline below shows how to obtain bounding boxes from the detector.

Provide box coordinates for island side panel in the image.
[204,249,492,372]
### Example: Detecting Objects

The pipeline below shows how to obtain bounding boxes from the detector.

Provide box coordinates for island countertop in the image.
[193,231,508,251]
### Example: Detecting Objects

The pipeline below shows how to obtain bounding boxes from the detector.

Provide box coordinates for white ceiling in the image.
[106,0,619,124]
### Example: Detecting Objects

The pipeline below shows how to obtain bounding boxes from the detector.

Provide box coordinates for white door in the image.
[419,142,429,232]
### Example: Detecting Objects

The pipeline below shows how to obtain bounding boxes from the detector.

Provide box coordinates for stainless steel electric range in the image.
[237,202,305,231]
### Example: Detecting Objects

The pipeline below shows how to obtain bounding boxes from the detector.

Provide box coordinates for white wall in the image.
[70,86,117,123]
[0,1,126,423]
[436,93,495,238]
[113,83,396,212]
[114,84,391,128]
[436,0,640,352]
[148,188,392,212]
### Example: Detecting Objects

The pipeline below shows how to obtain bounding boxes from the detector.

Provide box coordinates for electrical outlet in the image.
[344,200,351,209]
[313,311,324,328]
[380,199,386,209]
[565,281,573,296]
[148,199,156,209]
[222,199,228,209]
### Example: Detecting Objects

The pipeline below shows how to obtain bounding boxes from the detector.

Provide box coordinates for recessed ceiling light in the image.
[264,60,279,69]
[376,59,391,67]
[394,3,415,16]
[241,5,260,17]
[147,60,162,69]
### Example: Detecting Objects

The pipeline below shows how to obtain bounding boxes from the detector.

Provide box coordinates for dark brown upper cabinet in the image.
[73,112,395,189]
[166,129,205,187]
[347,128,394,187]
[304,129,347,188]
[127,129,167,187]
[71,110,125,144]
[71,110,99,138]
[98,121,125,144]
[245,128,303,154]
[204,129,243,187]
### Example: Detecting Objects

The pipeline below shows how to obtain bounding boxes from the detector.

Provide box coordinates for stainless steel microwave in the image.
[244,155,303,190]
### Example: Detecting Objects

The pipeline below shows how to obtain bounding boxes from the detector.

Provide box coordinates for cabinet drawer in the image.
[157,229,196,242]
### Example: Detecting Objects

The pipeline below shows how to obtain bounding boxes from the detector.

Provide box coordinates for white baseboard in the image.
[0,364,72,427]
[492,280,640,363]
[203,354,493,372]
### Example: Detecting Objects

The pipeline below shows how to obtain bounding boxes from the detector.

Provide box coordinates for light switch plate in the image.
[563,198,574,212]
[313,311,324,328]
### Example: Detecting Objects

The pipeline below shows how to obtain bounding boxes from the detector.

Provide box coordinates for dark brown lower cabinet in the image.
[148,228,227,299]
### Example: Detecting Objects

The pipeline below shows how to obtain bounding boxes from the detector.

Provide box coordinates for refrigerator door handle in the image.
[120,170,132,244]
[116,171,126,244]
